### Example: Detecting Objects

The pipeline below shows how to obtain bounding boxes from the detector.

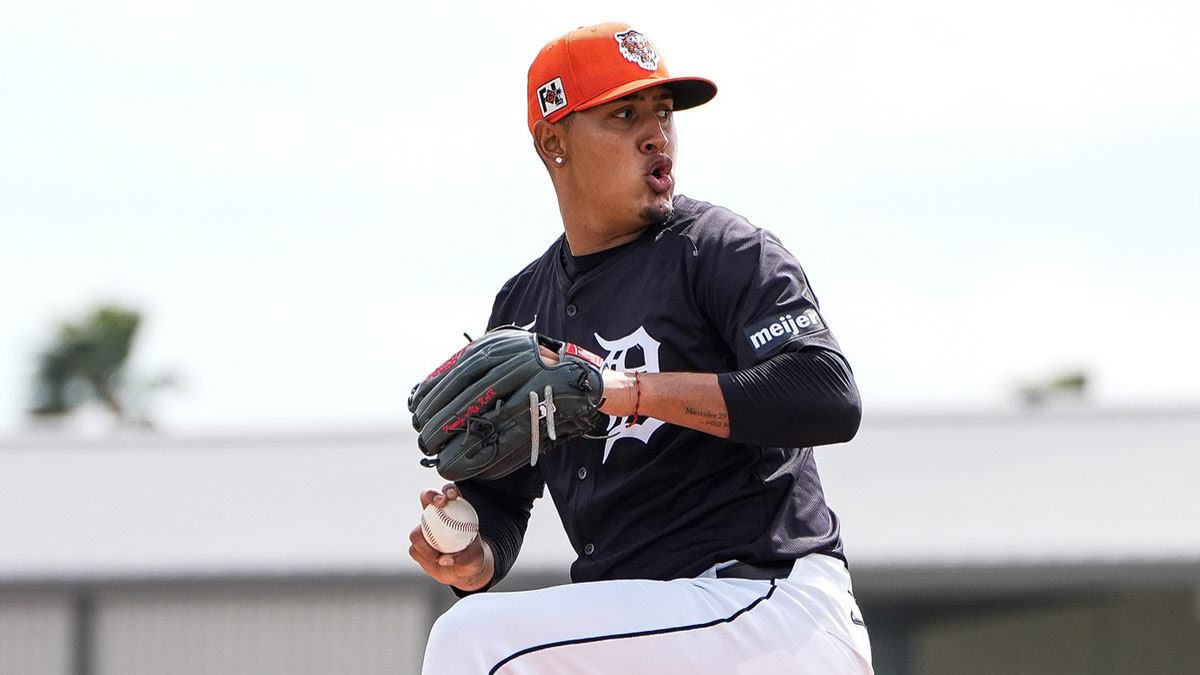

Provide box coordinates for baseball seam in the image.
[420,517,441,550]
[435,506,480,533]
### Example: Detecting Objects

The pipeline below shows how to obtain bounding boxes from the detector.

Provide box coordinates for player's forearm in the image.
[601,371,731,439]
[598,349,861,447]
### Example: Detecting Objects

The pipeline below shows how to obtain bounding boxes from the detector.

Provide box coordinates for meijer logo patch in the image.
[744,308,826,356]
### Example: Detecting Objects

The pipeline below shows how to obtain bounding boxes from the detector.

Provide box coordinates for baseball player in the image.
[409,22,873,674]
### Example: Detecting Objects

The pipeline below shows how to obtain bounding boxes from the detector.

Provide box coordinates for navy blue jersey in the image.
[478,194,846,583]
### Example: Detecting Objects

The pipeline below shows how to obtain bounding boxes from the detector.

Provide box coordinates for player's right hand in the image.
[408,483,494,592]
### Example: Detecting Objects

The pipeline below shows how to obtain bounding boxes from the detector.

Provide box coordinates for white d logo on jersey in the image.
[594,326,666,463]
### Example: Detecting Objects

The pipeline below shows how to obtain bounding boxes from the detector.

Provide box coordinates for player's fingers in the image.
[410,546,456,584]
[409,544,434,568]
[424,488,454,508]
[408,526,441,561]
[442,483,459,501]
[538,345,559,364]
[436,544,473,567]
[408,538,450,575]
[442,535,485,570]
[409,542,439,571]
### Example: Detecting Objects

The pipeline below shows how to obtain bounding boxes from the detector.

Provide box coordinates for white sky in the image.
[1,0,1197,434]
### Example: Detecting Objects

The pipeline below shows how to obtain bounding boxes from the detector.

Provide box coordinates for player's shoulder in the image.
[495,236,562,297]
[669,194,772,254]
[489,236,562,328]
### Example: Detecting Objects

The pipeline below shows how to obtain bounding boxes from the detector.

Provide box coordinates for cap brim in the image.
[575,76,717,114]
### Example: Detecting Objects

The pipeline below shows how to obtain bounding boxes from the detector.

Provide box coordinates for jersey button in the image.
[577,467,587,480]
[565,303,578,317]
[583,543,595,556]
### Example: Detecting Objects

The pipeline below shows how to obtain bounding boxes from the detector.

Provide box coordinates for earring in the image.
[554,156,564,165]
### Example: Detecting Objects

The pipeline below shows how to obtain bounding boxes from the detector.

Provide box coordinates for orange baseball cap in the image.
[527,22,717,135]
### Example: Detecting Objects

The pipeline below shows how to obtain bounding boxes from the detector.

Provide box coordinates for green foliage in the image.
[29,305,145,422]
[1019,369,1089,407]
[1049,372,1088,392]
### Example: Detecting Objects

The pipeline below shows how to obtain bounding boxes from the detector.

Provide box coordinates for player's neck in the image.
[563,228,645,256]
[558,205,647,256]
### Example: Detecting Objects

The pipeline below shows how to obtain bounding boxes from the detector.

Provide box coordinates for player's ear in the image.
[532,119,567,168]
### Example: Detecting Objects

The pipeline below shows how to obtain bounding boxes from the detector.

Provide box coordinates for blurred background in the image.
[2,1,1197,673]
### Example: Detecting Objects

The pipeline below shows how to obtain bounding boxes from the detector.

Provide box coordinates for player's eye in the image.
[656,109,674,120]
[613,108,634,120]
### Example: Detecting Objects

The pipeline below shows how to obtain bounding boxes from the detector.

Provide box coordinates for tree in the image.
[28,305,174,428]
[1018,369,1089,407]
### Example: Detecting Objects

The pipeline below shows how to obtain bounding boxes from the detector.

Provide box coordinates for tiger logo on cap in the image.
[614,29,659,71]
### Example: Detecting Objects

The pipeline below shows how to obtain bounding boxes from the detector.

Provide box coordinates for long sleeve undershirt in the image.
[717,347,861,448]
[452,474,537,597]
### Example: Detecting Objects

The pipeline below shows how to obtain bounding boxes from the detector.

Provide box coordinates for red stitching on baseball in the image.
[436,506,479,533]
[421,517,440,550]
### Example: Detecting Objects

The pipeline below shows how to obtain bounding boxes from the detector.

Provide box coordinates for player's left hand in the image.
[539,346,638,417]
[409,328,608,481]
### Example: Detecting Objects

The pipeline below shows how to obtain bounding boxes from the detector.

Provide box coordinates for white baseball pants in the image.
[422,553,873,674]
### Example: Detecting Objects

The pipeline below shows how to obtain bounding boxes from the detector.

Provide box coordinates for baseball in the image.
[420,498,480,553]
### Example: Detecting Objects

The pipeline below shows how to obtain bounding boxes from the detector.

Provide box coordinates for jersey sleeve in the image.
[487,282,515,331]
[691,210,842,369]
[486,246,550,332]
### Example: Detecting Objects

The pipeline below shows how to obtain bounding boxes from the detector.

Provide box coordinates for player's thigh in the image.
[424,575,866,674]
[776,554,873,671]
[425,577,744,672]
[499,582,865,674]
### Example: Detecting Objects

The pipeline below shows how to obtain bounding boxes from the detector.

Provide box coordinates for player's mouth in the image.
[645,155,673,194]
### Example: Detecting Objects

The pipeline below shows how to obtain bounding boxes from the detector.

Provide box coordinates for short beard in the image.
[639,199,674,226]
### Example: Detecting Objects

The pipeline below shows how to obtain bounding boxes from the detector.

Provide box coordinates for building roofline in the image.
[4,404,1198,449]
[3,558,1197,600]
[853,558,1200,603]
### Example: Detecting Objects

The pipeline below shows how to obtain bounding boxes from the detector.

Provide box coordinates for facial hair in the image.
[639,198,674,226]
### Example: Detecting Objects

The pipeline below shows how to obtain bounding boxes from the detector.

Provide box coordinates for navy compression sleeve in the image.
[717,348,862,448]
[452,471,538,596]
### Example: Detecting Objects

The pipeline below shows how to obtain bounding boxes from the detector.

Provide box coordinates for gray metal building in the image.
[2,407,1198,674]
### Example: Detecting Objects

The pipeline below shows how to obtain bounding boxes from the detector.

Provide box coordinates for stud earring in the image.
[554,156,564,165]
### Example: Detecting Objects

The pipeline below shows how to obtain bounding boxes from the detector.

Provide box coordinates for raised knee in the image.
[429,596,483,646]
[423,595,506,673]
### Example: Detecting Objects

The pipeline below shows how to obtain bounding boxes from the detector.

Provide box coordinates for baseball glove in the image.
[408,327,607,482]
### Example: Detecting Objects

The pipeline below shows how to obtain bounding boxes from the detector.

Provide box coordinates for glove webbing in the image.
[422,384,562,471]
[419,402,504,469]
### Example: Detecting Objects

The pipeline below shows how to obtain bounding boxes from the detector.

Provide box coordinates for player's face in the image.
[565,85,677,230]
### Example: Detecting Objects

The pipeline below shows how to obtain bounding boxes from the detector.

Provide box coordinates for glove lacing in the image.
[421,403,504,469]
[528,386,556,467]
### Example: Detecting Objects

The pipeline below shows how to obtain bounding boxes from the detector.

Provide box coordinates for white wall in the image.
[93,584,429,675]
[0,591,74,675]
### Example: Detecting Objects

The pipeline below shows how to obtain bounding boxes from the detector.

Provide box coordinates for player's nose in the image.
[638,117,670,154]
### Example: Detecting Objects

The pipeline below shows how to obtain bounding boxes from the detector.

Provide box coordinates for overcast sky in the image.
[1,0,1197,435]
